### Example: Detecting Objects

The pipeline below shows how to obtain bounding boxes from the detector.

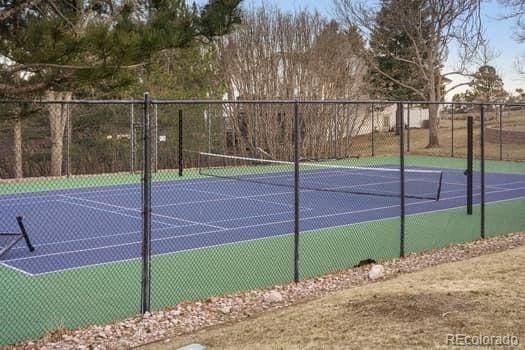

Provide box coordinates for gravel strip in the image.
[7,232,525,350]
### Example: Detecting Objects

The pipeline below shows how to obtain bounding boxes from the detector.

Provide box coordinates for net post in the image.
[399,103,405,258]
[480,104,485,239]
[141,92,152,314]
[178,109,183,177]
[130,104,135,174]
[16,216,34,252]
[293,100,300,283]
[466,116,473,215]
[499,104,503,161]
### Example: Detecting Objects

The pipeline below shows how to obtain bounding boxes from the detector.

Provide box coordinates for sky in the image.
[197,0,525,100]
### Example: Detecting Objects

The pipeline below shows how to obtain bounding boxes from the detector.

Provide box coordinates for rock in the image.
[219,306,232,314]
[170,309,182,316]
[263,291,283,303]
[368,264,385,280]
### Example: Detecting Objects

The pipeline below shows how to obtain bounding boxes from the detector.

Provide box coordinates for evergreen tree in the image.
[469,65,507,101]
[0,0,241,176]
[367,0,432,133]
[368,0,427,101]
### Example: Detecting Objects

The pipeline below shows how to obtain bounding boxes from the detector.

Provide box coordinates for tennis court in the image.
[2,156,524,276]
[2,98,525,346]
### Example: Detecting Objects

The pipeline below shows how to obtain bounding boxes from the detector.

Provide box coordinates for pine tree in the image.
[367,0,431,133]
[0,0,241,176]
[469,65,507,102]
[368,0,427,102]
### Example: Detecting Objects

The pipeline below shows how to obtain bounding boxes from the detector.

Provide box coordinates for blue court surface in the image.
[1,166,524,275]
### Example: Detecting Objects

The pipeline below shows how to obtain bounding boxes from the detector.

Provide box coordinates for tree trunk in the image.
[13,115,23,178]
[395,103,401,135]
[426,103,440,148]
[46,91,72,176]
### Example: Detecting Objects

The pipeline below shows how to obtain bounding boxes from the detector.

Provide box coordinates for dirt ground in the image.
[139,245,525,350]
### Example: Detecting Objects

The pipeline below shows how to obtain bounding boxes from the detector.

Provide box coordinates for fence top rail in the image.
[0,99,143,105]
[1,98,525,107]
[152,99,525,106]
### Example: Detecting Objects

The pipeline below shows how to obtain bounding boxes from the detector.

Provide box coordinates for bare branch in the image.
[445,81,472,94]
[3,62,147,73]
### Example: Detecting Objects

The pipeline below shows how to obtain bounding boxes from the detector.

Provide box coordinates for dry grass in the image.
[140,245,525,350]
[348,110,525,161]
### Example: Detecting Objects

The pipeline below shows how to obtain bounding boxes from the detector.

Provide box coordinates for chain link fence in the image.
[1,97,524,345]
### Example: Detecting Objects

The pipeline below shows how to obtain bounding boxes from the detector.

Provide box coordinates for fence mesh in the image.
[0,101,143,345]
[1,98,524,346]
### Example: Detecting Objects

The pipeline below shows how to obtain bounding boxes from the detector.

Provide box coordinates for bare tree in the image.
[219,6,369,159]
[334,0,484,147]
[498,0,525,74]
[499,0,525,41]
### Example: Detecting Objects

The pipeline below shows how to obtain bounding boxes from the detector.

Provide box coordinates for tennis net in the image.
[199,152,443,201]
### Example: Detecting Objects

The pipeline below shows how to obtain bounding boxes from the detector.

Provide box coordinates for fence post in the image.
[480,104,485,239]
[66,103,71,177]
[293,100,300,283]
[179,109,183,177]
[371,103,375,157]
[208,108,212,153]
[154,104,158,173]
[141,92,152,314]
[334,104,338,159]
[406,103,410,153]
[499,104,503,161]
[451,104,454,157]
[399,103,405,257]
[130,104,135,174]
[466,116,473,215]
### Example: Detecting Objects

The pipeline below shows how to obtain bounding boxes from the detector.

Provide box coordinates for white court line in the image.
[6,185,525,267]
[0,167,352,202]
[151,190,294,208]
[9,183,469,255]
[9,207,314,253]
[17,194,525,277]
[147,171,402,209]
[59,194,227,230]
[488,180,525,188]
[0,198,60,208]
[55,199,178,228]
[0,164,522,203]
[0,261,35,276]
[3,179,517,252]
[181,186,314,210]
[153,179,473,210]
[0,162,436,202]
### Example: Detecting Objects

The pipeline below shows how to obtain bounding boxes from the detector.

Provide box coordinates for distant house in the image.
[353,104,430,136]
